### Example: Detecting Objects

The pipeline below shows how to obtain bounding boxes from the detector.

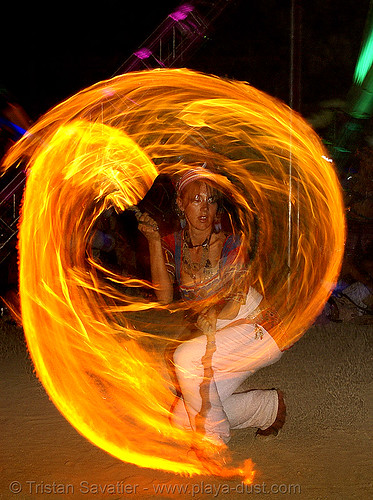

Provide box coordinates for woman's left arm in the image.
[197,234,248,332]
[196,297,242,333]
[216,298,242,320]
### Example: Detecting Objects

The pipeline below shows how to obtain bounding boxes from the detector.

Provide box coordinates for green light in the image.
[353,3,373,85]
[354,31,373,84]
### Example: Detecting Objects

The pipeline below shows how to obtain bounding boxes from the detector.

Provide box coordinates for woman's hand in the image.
[137,212,160,242]
[196,307,218,333]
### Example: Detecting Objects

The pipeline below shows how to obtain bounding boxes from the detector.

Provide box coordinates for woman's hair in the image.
[176,167,223,207]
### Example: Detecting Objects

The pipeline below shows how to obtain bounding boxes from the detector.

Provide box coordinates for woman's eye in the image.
[191,195,216,204]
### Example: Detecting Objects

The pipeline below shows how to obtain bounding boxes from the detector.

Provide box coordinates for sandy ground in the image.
[1,312,372,500]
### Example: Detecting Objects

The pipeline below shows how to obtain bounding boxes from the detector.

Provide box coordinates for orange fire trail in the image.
[3,68,345,480]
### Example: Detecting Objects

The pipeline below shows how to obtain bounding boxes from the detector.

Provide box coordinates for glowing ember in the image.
[3,68,345,481]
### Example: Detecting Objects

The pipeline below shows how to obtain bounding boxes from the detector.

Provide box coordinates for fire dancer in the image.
[138,167,286,463]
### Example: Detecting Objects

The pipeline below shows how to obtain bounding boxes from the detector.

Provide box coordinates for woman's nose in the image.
[200,200,209,212]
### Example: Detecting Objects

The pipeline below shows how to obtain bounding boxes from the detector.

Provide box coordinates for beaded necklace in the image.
[182,229,214,281]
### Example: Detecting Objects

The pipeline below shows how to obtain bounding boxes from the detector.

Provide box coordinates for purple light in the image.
[169,3,194,22]
[134,48,152,60]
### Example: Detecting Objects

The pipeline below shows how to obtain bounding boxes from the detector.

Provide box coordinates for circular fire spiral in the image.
[3,68,345,480]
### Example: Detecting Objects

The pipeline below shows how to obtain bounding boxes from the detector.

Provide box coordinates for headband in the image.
[177,164,213,193]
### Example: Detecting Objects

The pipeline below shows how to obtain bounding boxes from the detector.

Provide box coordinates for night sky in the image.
[1,0,371,121]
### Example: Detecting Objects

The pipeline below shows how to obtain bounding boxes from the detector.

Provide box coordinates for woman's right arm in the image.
[137,212,174,304]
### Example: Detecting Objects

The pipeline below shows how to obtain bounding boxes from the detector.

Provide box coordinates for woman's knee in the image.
[173,336,205,371]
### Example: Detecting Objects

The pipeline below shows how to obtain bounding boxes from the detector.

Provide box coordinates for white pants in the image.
[172,322,282,444]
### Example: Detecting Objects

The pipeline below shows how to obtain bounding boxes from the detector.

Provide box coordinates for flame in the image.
[2,68,345,480]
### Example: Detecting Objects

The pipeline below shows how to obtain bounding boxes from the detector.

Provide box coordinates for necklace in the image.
[182,230,213,281]
[184,231,210,248]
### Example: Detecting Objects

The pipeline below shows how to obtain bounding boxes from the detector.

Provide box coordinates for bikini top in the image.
[162,230,243,302]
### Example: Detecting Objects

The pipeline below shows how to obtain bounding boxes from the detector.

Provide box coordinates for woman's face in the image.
[178,181,218,232]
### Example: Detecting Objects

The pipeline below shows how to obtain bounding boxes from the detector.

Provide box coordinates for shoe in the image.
[256,389,286,437]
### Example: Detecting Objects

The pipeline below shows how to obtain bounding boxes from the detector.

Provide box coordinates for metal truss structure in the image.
[0,167,25,264]
[113,1,232,74]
